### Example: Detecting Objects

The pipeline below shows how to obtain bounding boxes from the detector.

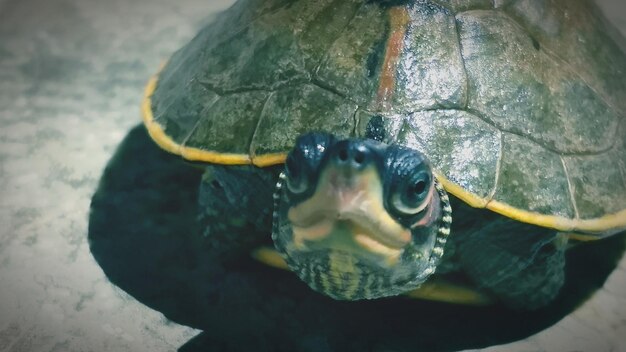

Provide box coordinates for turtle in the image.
[141,0,626,309]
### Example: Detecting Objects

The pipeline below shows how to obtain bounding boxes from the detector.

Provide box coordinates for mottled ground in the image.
[0,0,625,351]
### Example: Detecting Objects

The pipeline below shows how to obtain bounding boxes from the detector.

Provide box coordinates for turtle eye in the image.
[285,153,308,194]
[384,145,434,216]
[391,171,432,215]
[285,132,337,195]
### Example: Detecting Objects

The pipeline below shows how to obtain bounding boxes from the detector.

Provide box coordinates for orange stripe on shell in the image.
[376,6,410,110]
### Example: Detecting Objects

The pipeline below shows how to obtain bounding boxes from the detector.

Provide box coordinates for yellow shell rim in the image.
[141,72,626,236]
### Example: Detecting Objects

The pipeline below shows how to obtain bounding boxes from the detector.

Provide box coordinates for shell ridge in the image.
[180,93,220,149]
[463,107,615,157]
[486,130,504,202]
[451,13,470,109]
[248,92,276,160]
[560,154,581,221]
[407,107,617,156]
[311,0,366,78]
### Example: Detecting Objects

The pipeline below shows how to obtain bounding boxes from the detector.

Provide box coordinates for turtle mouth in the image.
[291,210,408,249]
[287,164,411,262]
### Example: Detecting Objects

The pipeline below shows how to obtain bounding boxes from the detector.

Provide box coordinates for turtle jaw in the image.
[271,133,452,300]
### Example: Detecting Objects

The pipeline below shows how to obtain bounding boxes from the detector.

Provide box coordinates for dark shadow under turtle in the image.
[88,125,626,352]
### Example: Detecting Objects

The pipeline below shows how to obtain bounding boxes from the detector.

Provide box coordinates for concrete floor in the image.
[0,0,625,351]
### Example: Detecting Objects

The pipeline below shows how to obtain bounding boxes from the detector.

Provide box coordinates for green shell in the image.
[146,0,626,235]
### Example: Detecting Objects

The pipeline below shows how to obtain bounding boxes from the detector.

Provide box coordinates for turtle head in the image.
[272,132,451,300]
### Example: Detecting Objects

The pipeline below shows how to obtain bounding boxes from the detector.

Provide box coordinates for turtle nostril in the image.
[332,141,373,168]
[338,148,349,162]
[354,150,365,164]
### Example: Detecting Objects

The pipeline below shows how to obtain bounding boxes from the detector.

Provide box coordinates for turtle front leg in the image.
[456,215,567,309]
[197,164,281,260]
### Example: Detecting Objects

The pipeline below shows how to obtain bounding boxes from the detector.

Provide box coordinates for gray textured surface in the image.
[0,0,625,351]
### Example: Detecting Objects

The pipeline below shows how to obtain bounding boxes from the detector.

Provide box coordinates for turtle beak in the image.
[286,141,411,264]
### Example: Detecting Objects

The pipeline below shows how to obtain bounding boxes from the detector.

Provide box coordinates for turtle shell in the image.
[142,0,626,236]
